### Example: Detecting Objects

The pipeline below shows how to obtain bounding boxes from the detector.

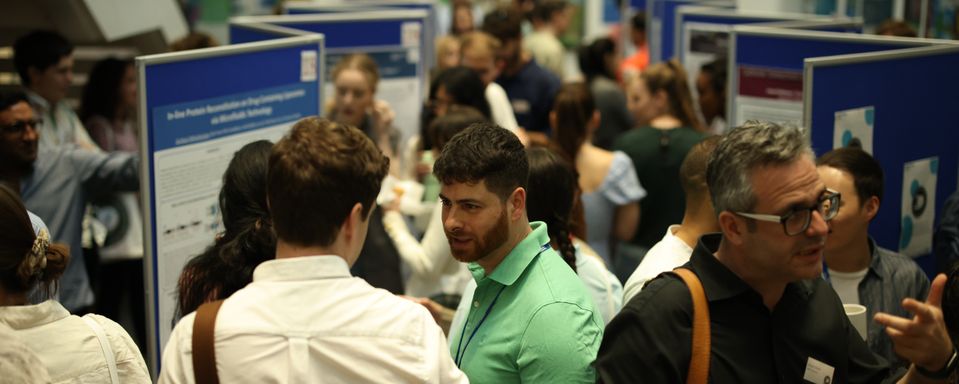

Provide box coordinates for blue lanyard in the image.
[454,243,551,367]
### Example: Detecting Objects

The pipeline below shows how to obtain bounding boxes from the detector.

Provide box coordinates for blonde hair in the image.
[641,59,705,132]
[459,31,501,60]
[331,53,380,93]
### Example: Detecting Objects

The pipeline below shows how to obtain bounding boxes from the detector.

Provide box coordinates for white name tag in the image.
[803,357,835,384]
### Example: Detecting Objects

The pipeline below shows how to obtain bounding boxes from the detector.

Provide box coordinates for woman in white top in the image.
[0,185,150,384]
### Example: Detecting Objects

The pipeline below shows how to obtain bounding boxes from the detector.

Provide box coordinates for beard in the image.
[448,207,510,264]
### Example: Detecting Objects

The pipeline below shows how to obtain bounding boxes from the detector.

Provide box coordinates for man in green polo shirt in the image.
[433,122,604,383]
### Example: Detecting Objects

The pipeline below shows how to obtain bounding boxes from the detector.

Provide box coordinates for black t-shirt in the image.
[595,234,897,384]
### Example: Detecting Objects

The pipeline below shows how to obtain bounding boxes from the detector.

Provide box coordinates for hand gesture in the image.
[874,273,954,372]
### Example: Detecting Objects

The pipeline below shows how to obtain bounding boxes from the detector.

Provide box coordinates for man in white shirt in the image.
[524,0,572,80]
[622,136,720,302]
[160,117,467,383]
[13,30,98,151]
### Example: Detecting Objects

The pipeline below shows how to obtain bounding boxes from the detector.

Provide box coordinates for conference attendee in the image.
[0,90,139,312]
[614,60,707,252]
[160,117,467,383]
[421,66,493,152]
[13,30,97,151]
[482,6,561,140]
[0,185,150,383]
[450,0,475,36]
[817,147,931,368]
[434,122,603,382]
[551,82,644,265]
[622,136,720,302]
[175,140,274,318]
[524,0,572,80]
[327,53,398,163]
[696,57,728,134]
[434,35,462,77]
[620,11,649,78]
[579,37,634,150]
[79,56,145,345]
[382,108,487,298]
[0,322,53,384]
[459,31,523,138]
[596,121,957,383]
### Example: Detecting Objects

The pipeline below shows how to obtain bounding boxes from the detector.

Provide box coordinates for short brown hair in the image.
[433,122,527,201]
[267,117,389,247]
[482,6,523,42]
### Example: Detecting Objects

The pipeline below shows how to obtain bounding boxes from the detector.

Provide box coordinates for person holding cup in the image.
[818,148,931,368]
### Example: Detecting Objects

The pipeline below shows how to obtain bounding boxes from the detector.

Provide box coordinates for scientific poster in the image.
[833,105,874,153]
[734,65,803,127]
[900,156,938,257]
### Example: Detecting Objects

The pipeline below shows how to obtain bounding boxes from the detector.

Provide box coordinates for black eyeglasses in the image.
[0,119,42,135]
[735,189,841,236]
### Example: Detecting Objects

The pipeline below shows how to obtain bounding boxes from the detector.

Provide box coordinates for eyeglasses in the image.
[0,119,42,135]
[735,189,841,236]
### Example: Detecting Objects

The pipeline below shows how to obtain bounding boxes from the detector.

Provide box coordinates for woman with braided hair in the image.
[0,184,150,383]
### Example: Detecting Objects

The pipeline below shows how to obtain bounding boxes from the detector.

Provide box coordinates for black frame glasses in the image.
[735,189,841,236]
[0,118,42,135]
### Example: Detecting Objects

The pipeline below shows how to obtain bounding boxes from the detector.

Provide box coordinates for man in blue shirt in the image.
[0,90,138,311]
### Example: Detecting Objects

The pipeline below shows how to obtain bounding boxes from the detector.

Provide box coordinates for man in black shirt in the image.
[595,121,956,383]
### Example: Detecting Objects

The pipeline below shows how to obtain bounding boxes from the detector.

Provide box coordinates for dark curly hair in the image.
[176,140,275,317]
[433,122,527,201]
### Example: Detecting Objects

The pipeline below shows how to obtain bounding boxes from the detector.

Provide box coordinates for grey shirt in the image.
[20,146,139,311]
[841,237,931,369]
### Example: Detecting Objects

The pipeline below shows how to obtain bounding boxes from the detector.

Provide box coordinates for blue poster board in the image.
[804,45,959,276]
[728,26,940,127]
[138,35,324,375]
[649,0,732,63]
[229,11,428,147]
[229,22,309,44]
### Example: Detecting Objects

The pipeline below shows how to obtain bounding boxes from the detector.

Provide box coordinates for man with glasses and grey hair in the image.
[596,121,956,383]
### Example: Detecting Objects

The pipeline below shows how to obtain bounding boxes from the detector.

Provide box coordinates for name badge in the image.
[511,99,531,114]
[803,357,835,384]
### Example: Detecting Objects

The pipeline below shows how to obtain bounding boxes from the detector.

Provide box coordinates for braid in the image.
[552,219,578,274]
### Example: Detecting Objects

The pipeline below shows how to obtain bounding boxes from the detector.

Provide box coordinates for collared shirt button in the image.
[473,301,480,308]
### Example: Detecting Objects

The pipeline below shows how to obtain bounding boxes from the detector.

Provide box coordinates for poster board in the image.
[230,11,428,149]
[727,25,942,128]
[139,35,325,375]
[804,45,959,274]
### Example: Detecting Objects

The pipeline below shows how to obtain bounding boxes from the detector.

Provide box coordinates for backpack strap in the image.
[672,268,711,384]
[192,299,225,384]
[81,315,119,384]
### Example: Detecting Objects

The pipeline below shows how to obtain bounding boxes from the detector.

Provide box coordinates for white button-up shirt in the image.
[160,255,468,384]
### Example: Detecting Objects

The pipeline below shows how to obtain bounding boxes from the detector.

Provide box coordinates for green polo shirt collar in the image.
[468,221,551,286]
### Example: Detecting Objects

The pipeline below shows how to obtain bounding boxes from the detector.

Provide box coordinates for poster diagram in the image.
[834,106,875,153]
[900,156,938,257]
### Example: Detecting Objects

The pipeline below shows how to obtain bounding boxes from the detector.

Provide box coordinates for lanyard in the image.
[453,243,551,367]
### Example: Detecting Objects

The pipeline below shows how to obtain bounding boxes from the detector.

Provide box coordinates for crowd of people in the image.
[0,1,957,383]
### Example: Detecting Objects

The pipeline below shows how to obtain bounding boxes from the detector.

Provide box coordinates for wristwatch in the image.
[916,346,958,379]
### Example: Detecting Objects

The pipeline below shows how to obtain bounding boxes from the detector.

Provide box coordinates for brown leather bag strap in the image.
[192,299,224,384]
[672,268,711,384]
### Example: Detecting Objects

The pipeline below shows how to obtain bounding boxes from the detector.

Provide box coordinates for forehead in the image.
[334,68,371,88]
[0,101,34,122]
[817,165,858,199]
[750,155,825,211]
[440,179,499,201]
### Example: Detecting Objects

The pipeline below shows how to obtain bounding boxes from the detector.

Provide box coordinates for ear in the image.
[862,196,880,222]
[549,110,557,130]
[341,202,365,241]
[718,211,747,246]
[508,187,526,221]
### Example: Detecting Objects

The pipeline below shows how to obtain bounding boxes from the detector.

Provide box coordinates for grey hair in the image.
[706,120,813,215]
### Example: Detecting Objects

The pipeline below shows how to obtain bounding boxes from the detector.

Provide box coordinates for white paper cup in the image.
[844,304,868,341]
